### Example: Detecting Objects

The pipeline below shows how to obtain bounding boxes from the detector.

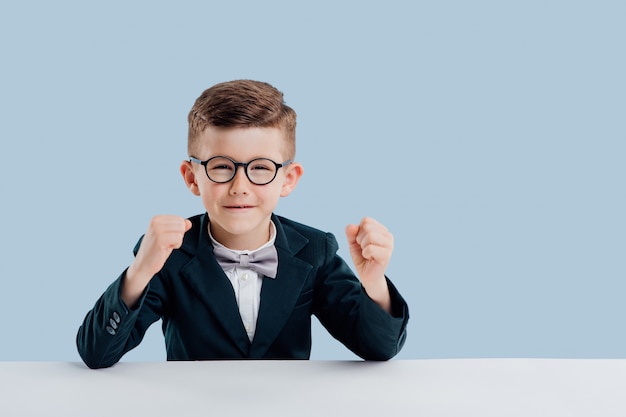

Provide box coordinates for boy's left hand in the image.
[345,217,393,313]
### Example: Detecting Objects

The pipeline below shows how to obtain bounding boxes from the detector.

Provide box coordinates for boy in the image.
[77,80,409,368]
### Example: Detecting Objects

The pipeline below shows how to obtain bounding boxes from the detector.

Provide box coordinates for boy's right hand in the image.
[122,215,192,307]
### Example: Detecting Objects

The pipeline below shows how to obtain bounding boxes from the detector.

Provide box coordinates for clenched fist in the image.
[345,217,393,313]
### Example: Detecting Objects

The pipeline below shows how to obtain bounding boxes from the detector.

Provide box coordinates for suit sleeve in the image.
[313,233,409,361]
[76,264,166,369]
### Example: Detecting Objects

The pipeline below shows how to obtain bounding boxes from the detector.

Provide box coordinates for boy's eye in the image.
[210,163,234,171]
[249,162,272,171]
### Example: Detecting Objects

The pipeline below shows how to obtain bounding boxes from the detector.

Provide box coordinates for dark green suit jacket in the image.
[77,213,409,368]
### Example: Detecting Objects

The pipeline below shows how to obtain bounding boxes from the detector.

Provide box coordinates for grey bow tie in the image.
[213,245,278,278]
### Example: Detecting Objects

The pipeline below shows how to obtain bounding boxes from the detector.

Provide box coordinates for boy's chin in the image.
[211,217,273,245]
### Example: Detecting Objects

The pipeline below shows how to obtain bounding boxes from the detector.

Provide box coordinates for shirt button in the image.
[241,273,249,281]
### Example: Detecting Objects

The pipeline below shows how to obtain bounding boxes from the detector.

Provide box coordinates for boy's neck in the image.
[208,221,275,252]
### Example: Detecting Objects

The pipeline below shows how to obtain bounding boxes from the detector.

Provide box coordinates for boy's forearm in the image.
[121,265,151,309]
[362,277,392,314]
[77,274,148,368]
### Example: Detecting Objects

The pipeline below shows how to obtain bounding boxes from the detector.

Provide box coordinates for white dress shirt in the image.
[208,222,277,342]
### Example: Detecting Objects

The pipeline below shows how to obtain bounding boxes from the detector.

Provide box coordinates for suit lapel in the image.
[179,214,251,356]
[250,216,313,357]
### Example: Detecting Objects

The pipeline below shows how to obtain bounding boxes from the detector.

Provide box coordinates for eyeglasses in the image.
[189,156,293,185]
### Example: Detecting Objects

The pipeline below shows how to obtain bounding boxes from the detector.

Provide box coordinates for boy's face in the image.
[181,126,303,250]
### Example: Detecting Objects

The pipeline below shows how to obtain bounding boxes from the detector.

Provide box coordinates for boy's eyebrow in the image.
[191,155,290,163]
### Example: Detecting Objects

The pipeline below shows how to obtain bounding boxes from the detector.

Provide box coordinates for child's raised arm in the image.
[122,215,192,308]
[345,217,393,314]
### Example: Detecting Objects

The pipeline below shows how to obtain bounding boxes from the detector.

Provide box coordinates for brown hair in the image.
[187,80,297,158]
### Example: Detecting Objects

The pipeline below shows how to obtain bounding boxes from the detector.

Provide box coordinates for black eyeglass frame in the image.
[189,156,293,185]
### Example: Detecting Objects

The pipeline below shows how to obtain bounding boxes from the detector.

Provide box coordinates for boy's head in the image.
[187,79,297,160]
[181,80,303,250]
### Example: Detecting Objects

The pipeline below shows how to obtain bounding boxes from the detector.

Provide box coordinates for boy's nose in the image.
[229,166,250,194]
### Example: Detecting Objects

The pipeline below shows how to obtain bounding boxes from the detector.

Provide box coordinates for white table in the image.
[1,359,625,416]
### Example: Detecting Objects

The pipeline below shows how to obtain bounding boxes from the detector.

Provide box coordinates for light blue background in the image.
[1,1,624,361]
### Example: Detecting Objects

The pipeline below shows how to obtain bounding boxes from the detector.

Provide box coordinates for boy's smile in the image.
[223,202,258,213]
[181,126,303,251]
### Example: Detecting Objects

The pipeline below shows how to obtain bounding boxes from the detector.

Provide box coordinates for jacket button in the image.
[109,318,118,329]
[113,311,121,323]
[106,326,116,335]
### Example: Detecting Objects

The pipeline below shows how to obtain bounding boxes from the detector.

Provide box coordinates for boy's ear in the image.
[280,162,304,197]
[180,160,201,196]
